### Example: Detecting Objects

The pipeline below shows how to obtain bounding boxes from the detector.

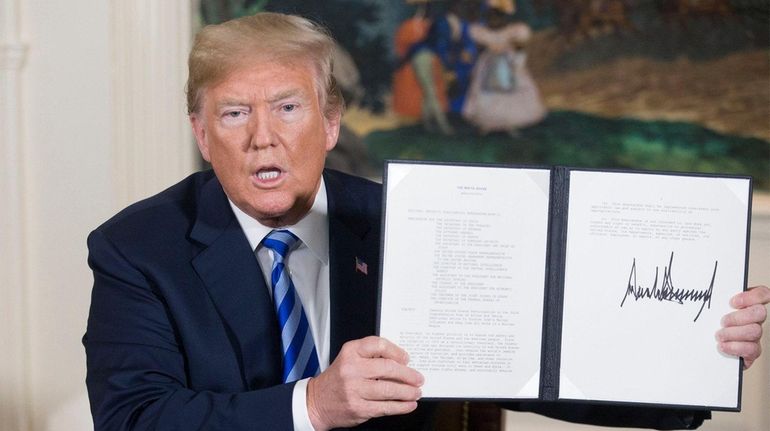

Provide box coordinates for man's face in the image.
[191,60,340,227]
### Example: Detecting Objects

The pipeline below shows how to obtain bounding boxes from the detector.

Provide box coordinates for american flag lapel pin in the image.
[355,256,368,275]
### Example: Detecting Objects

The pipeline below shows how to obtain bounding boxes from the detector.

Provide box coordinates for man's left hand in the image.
[717,285,770,369]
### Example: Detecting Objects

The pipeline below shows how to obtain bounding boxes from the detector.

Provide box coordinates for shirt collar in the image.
[228,178,329,264]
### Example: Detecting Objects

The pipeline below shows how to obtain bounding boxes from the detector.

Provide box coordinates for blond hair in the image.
[186,12,343,119]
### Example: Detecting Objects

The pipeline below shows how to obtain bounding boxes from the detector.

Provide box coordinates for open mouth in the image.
[256,168,281,181]
[252,167,285,186]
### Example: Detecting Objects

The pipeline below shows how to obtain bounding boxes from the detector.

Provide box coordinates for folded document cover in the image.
[377,160,751,411]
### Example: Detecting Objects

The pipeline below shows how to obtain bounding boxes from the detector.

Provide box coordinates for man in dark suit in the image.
[84,12,769,431]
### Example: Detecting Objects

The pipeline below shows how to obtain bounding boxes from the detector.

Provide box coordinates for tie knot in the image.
[263,230,299,259]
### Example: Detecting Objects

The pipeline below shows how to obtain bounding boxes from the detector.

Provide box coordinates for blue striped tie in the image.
[263,230,320,383]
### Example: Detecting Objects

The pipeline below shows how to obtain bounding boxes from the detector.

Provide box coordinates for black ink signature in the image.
[620,252,717,322]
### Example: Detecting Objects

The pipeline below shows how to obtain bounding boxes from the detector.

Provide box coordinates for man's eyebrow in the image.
[216,99,250,109]
[267,88,307,103]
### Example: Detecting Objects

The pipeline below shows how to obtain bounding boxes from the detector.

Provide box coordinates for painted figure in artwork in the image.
[392,0,453,135]
[462,0,547,135]
[431,0,482,114]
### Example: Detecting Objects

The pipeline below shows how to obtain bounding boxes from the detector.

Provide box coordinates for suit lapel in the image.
[324,171,382,360]
[190,176,283,388]
[188,172,382,378]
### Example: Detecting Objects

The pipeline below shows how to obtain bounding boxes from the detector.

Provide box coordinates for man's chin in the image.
[236,192,313,227]
[248,209,289,227]
[247,203,302,228]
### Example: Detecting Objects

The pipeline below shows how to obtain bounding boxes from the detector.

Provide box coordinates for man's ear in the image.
[190,114,211,162]
[324,110,341,153]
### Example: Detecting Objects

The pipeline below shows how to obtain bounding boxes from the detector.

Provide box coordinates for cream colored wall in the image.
[0,1,194,430]
[21,3,113,429]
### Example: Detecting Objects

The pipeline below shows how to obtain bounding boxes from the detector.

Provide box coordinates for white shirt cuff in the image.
[292,378,316,431]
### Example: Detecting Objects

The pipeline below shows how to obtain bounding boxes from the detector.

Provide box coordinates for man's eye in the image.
[281,104,298,113]
[226,111,243,118]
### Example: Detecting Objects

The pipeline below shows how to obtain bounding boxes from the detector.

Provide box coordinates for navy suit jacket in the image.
[85,169,706,430]
[85,169,433,430]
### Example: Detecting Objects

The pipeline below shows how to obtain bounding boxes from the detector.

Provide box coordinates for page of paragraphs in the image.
[380,164,550,398]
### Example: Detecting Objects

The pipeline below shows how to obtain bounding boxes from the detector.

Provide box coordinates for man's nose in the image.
[249,114,275,149]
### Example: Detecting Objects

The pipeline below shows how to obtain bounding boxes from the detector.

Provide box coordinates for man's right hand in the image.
[306,336,424,431]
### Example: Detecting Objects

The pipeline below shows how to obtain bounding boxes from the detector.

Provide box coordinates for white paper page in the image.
[560,171,749,408]
[379,163,550,398]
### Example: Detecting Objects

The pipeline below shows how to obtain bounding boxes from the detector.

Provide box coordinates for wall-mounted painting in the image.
[198,0,770,187]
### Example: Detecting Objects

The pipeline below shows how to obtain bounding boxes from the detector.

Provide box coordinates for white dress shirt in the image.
[229,179,330,431]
